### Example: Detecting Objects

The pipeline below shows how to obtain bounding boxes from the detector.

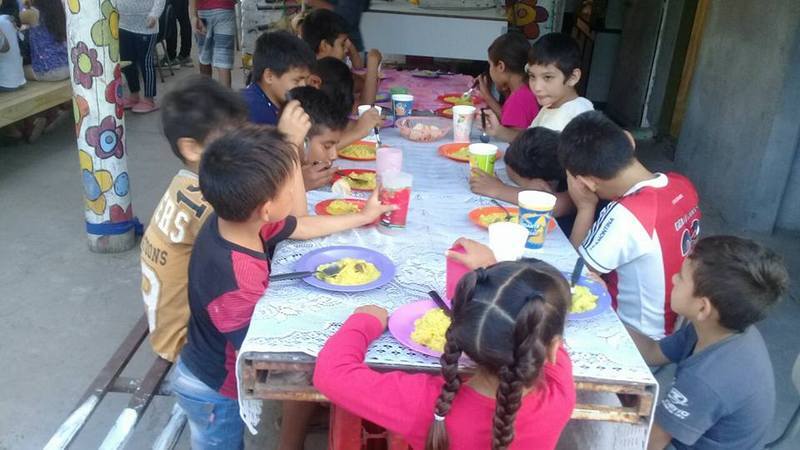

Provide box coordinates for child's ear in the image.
[318,40,332,57]
[496,60,506,73]
[261,68,275,85]
[257,200,273,223]
[696,296,717,322]
[623,130,637,152]
[177,138,203,165]
[566,68,582,87]
[545,335,563,364]
[576,174,598,193]
[307,74,322,89]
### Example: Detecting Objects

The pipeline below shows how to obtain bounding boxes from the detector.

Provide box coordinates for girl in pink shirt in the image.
[480,32,540,129]
[314,258,575,450]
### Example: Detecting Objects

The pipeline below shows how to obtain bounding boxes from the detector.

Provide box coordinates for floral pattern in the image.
[507,0,549,39]
[71,41,103,89]
[79,151,113,215]
[105,64,124,119]
[86,116,125,159]
[73,95,89,136]
[90,0,120,62]
[68,0,80,14]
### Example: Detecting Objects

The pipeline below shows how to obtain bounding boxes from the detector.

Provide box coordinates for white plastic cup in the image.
[358,104,382,117]
[452,105,476,142]
[376,147,403,176]
[391,94,414,119]
[488,222,529,261]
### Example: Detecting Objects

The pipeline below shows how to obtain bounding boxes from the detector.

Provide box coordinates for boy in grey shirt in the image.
[628,235,789,449]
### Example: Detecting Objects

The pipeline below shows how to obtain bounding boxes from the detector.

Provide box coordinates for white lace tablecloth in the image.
[236,129,657,447]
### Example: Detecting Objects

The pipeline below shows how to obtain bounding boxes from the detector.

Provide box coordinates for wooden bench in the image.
[0,79,72,128]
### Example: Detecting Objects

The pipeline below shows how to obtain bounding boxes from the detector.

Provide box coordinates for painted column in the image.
[66,0,136,252]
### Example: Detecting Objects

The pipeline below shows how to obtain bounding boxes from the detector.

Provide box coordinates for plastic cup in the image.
[376,147,403,176]
[488,222,529,261]
[452,105,476,142]
[468,143,498,175]
[517,190,557,249]
[358,104,382,117]
[446,245,470,301]
[379,171,413,234]
[391,94,414,120]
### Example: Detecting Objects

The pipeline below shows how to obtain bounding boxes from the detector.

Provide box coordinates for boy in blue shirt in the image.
[241,30,315,125]
[629,236,789,450]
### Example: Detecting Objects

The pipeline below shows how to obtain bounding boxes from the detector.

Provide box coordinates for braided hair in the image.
[425,260,570,450]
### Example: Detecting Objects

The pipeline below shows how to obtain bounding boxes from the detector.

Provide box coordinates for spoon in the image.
[491,199,513,222]
[270,264,342,282]
[480,108,490,143]
[570,257,585,293]
[428,290,452,317]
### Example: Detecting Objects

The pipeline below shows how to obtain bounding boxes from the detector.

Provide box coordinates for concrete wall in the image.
[675,0,800,233]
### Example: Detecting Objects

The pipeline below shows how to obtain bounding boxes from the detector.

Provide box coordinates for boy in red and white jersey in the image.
[560,111,701,339]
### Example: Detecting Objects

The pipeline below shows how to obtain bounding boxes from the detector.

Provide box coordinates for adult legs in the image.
[119,28,141,104]
[174,0,193,61]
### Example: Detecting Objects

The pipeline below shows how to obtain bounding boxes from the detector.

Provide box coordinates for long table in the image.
[235,80,657,449]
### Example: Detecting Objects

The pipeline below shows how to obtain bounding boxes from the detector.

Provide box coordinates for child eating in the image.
[241,30,315,126]
[171,124,394,449]
[628,235,789,450]
[480,31,539,129]
[314,257,575,450]
[561,111,701,339]
[484,33,593,142]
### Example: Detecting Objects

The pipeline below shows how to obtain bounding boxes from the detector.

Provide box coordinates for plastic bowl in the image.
[395,116,452,142]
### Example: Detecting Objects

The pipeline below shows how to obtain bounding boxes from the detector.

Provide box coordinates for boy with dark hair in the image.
[242,30,316,125]
[485,32,593,142]
[141,76,247,362]
[561,111,701,339]
[171,124,394,448]
[629,235,789,450]
[289,85,349,190]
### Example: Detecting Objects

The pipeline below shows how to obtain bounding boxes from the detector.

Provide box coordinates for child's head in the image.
[558,111,636,198]
[309,57,355,117]
[161,75,248,170]
[199,124,299,224]
[504,127,563,186]
[487,31,531,89]
[301,9,350,60]
[426,259,570,450]
[288,86,348,163]
[526,33,582,108]
[252,31,316,105]
[671,236,788,332]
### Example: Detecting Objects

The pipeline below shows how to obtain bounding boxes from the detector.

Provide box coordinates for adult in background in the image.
[307,0,369,52]
[118,0,165,113]
[159,0,192,67]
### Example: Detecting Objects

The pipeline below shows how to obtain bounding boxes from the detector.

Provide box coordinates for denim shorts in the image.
[195,9,235,69]
[170,360,244,449]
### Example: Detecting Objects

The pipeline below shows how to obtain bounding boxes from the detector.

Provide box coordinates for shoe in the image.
[158,56,176,68]
[25,117,47,143]
[131,99,159,113]
[177,56,193,67]
[122,97,139,110]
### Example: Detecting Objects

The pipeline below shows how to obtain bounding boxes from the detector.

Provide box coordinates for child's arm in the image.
[336,110,382,149]
[358,49,381,106]
[478,74,502,118]
[290,190,394,240]
[647,424,672,450]
[314,306,432,438]
[625,325,670,366]
[347,40,364,70]
[565,172,599,250]
[277,101,313,216]
[469,172,576,218]
[483,110,521,143]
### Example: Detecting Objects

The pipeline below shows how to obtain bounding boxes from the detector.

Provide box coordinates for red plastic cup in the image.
[446,245,470,301]
[379,171,412,233]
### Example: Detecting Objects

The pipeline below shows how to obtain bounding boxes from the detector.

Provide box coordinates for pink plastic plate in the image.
[388,299,447,358]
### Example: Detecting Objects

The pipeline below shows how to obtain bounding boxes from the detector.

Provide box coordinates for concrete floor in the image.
[0,68,798,449]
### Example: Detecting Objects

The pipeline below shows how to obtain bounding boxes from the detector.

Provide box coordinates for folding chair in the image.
[156,3,177,83]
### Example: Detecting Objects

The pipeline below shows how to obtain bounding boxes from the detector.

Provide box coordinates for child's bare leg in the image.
[277,401,316,450]
[199,63,212,77]
[217,68,231,88]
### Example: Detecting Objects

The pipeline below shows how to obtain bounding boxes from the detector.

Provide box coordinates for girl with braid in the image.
[314,239,576,450]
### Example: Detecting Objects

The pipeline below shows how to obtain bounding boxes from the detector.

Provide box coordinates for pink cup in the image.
[446,245,470,301]
[376,147,403,176]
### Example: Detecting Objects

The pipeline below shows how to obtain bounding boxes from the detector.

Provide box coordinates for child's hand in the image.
[354,305,388,329]
[355,109,382,136]
[302,161,337,191]
[482,110,501,137]
[278,100,311,149]
[447,238,497,270]
[478,73,492,100]
[566,172,599,211]
[469,169,505,197]
[360,189,396,222]
[366,49,382,68]
[146,16,157,29]
[194,15,206,35]
[523,177,555,193]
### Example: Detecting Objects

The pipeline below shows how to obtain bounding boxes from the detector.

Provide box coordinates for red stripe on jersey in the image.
[206,252,269,333]
[219,340,238,399]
